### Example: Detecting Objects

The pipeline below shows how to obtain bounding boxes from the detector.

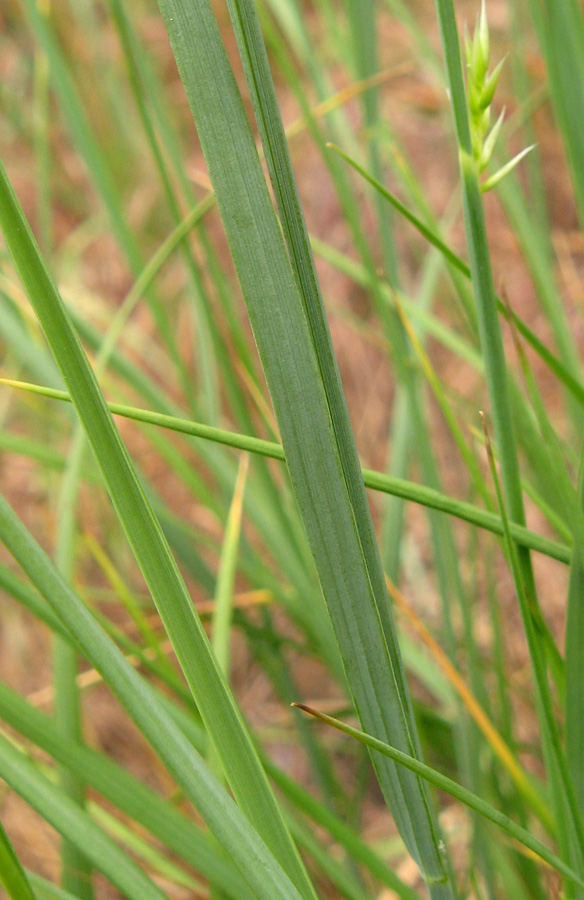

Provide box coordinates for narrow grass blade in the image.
[431,0,530,560]
[291,704,584,890]
[566,451,584,819]
[0,156,315,900]
[0,681,254,900]
[0,735,170,900]
[53,427,92,900]
[286,813,375,900]
[212,455,249,677]
[343,0,399,284]
[20,0,190,398]
[482,416,584,885]
[0,489,311,900]
[431,2,584,885]
[0,625,418,900]
[328,143,584,411]
[89,804,205,895]
[105,0,220,421]
[0,564,71,640]
[0,378,570,564]
[0,819,38,900]
[27,874,79,900]
[32,11,52,261]
[266,763,424,900]
[534,2,584,229]
[150,679,429,900]
[386,578,552,830]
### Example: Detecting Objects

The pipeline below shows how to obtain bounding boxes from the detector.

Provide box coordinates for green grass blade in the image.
[566,451,584,818]
[534,1,584,229]
[0,153,316,900]
[0,564,71,640]
[211,455,248,677]
[88,804,205,895]
[0,818,38,900]
[292,704,584,891]
[482,417,584,886]
[26,873,79,900]
[329,143,584,411]
[268,763,424,900]
[0,378,570,564]
[0,489,311,900]
[157,0,450,888]
[286,813,374,900]
[0,683,263,900]
[431,0,584,881]
[105,0,220,421]
[19,0,192,402]
[431,0,528,544]
[0,735,170,900]
[157,682,428,900]
[53,435,92,900]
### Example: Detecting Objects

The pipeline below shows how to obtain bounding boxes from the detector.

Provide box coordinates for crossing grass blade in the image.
[0,598,421,900]
[291,703,584,890]
[0,681,255,900]
[328,143,584,411]
[0,685,252,900]
[0,377,570,564]
[26,874,80,900]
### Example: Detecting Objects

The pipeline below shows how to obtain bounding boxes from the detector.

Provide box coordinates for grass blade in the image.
[0,819,38,900]
[0,735,169,900]
[0,487,311,900]
[0,153,317,900]
[566,452,584,818]
[158,0,451,889]
[328,143,584,411]
[291,704,584,890]
[534,1,584,229]
[0,683,253,900]
[0,378,570,564]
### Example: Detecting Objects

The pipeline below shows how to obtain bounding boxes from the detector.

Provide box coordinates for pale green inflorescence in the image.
[465,0,533,192]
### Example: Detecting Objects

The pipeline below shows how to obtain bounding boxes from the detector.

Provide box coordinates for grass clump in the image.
[0,0,582,898]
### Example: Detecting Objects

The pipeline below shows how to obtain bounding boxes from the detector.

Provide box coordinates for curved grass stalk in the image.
[291,703,584,891]
[0,377,570,565]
